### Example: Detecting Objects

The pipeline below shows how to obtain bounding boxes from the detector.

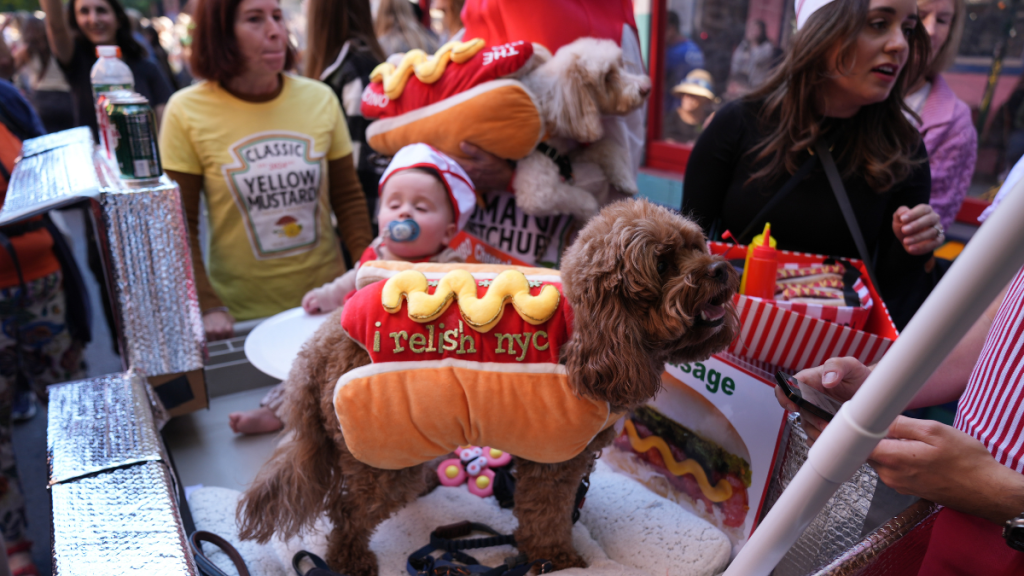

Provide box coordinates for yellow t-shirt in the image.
[160,74,352,320]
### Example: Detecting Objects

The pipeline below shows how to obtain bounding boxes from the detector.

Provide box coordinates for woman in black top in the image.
[305,0,388,231]
[39,0,173,140]
[684,0,944,329]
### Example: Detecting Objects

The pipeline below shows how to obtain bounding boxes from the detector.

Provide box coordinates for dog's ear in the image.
[553,53,604,143]
[562,288,661,409]
[560,207,665,408]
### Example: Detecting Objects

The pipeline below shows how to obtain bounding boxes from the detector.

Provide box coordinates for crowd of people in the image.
[0,0,1018,574]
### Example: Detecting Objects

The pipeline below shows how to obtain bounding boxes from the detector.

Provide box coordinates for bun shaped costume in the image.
[335,260,622,470]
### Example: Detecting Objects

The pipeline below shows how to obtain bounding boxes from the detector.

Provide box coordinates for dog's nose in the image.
[639,85,651,98]
[708,261,731,284]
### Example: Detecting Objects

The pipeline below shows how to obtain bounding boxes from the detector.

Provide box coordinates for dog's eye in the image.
[656,259,667,274]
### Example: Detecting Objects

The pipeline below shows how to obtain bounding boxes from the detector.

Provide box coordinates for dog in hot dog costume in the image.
[238,199,740,576]
[336,261,619,469]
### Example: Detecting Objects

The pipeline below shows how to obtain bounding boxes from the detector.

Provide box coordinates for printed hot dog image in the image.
[605,373,753,544]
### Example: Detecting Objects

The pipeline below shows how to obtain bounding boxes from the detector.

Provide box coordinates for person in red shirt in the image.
[776,266,1024,574]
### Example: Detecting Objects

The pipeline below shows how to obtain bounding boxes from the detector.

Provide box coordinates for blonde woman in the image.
[904,0,975,231]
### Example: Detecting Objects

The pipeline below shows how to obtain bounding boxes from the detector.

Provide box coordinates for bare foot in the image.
[229,407,284,435]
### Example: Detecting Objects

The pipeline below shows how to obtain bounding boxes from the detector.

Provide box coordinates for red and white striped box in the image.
[754,268,872,331]
[711,242,899,373]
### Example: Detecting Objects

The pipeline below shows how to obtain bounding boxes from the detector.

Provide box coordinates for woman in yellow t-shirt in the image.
[159,0,373,340]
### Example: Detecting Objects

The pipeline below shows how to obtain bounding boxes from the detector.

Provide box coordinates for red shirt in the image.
[460,0,638,52]
[917,267,1024,574]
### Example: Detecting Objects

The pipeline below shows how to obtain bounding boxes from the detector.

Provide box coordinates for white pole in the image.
[725,177,1024,576]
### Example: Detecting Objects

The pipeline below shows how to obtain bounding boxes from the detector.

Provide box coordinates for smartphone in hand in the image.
[774,371,842,422]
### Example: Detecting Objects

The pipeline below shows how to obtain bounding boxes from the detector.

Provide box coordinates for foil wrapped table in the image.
[48,372,197,576]
[1,128,204,575]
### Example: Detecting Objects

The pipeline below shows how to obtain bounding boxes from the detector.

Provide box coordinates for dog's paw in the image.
[611,176,639,196]
[327,545,379,576]
[536,548,588,571]
[571,193,601,220]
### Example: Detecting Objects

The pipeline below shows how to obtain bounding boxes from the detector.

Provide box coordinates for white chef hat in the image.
[796,0,838,30]
[379,143,478,233]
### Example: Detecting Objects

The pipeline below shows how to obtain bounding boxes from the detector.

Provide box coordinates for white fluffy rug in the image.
[189,461,731,576]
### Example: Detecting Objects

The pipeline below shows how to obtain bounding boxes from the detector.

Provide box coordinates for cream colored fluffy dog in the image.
[514,37,651,219]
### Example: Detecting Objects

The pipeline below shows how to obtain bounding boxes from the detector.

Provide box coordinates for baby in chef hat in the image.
[302,143,477,314]
[230,144,476,435]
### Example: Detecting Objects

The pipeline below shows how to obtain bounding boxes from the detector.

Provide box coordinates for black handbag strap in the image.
[814,140,881,292]
[737,154,819,244]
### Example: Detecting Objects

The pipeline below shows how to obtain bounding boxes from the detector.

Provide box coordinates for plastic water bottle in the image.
[90,45,134,156]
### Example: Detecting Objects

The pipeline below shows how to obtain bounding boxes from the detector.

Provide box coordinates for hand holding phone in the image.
[774,371,843,422]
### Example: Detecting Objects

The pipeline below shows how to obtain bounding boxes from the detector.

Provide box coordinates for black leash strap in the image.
[407,521,553,576]
[815,141,881,293]
[536,142,574,183]
[430,521,516,552]
[189,531,251,576]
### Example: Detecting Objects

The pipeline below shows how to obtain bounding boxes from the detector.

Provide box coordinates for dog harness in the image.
[336,262,619,470]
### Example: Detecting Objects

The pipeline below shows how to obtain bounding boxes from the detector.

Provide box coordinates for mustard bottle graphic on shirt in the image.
[222,132,324,259]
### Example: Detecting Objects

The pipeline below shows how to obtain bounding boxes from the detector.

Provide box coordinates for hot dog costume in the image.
[335,260,621,470]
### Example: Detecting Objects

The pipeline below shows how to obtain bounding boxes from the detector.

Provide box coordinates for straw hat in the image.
[671,69,716,102]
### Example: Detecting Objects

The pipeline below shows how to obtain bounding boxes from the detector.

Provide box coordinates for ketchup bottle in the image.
[742,224,779,300]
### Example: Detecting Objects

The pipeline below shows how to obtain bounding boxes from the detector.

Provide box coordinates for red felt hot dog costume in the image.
[361,40,546,161]
[335,260,621,470]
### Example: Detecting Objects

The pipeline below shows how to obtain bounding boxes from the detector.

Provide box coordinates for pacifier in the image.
[385,219,420,243]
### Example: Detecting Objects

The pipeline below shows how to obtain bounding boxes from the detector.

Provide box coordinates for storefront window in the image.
[959,1,1024,60]
[644,0,789,172]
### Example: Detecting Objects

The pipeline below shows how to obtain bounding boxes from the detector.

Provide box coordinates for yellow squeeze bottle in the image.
[740,223,778,294]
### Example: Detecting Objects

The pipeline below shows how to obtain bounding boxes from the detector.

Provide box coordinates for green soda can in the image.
[105,92,163,181]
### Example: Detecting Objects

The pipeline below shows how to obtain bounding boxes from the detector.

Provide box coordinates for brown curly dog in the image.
[236,199,739,575]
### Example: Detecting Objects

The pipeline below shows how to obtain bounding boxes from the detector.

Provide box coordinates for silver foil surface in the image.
[0,127,100,224]
[99,180,205,376]
[811,499,939,576]
[762,413,879,576]
[47,372,165,485]
[1,128,206,378]
[51,461,198,576]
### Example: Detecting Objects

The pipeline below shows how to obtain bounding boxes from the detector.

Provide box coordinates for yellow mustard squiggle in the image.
[624,419,734,503]
[381,270,560,333]
[370,39,486,100]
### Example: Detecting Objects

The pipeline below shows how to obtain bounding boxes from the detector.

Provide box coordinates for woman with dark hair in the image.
[684,0,943,330]
[305,0,386,223]
[727,19,776,96]
[158,0,372,346]
[38,0,173,138]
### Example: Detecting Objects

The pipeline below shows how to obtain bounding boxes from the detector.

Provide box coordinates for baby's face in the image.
[378,170,457,259]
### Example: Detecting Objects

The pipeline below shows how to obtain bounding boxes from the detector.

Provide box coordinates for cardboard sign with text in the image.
[603,354,787,555]
[450,230,530,267]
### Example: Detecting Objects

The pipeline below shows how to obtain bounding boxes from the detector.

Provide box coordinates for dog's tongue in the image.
[699,303,726,322]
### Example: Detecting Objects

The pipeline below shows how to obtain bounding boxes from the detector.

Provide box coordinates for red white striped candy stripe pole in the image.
[724,175,1024,576]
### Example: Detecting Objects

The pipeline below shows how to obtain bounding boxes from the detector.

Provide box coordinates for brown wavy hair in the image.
[746,0,930,192]
[304,0,385,81]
